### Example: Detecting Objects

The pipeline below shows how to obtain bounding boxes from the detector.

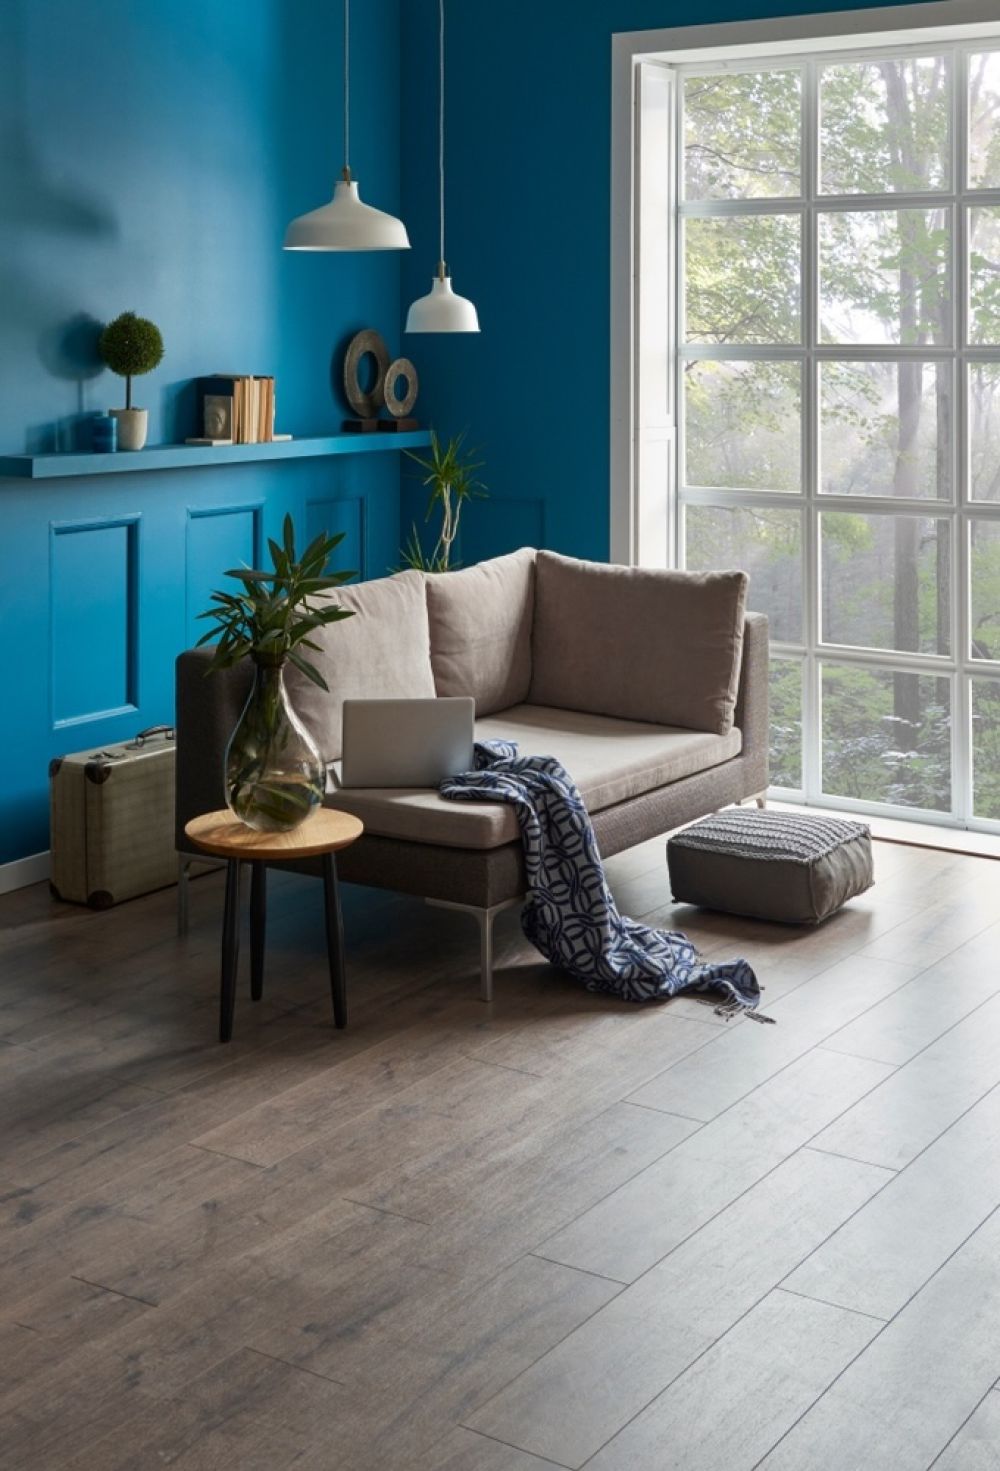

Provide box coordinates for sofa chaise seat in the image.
[175,547,769,998]
[326,706,743,849]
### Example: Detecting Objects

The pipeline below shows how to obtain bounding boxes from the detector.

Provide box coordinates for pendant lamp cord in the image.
[438,0,446,278]
[343,0,351,180]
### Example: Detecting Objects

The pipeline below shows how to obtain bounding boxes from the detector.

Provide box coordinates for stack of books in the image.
[188,375,289,445]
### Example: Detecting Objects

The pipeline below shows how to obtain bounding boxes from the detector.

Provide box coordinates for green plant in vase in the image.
[197,515,356,831]
[400,430,486,572]
[98,310,164,450]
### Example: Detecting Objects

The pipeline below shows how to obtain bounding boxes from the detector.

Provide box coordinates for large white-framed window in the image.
[614,2,1000,834]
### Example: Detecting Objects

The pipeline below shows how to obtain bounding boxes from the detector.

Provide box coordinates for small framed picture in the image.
[204,394,233,441]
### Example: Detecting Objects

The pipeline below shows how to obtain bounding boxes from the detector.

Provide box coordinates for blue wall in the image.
[0,0,404,865]
[0,0,918,869]
[399,0,914,565]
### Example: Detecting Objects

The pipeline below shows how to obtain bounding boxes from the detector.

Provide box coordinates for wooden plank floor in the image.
[1,836,998,1470]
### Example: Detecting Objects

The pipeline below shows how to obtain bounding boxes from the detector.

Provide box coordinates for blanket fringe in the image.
[707,997,776,1025]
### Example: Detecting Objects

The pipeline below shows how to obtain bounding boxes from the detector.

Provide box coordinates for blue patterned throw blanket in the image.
[441,741,771,1022]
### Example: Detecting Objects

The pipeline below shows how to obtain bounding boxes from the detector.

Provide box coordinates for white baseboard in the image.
[0,850,51,896]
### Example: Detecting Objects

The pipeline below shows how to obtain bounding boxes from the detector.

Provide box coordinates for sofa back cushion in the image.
[426,548,536,715]
[529,551,748,736]
[284,569,435,762]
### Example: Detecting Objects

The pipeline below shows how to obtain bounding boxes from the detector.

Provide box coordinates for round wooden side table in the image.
[184,808,364,1043]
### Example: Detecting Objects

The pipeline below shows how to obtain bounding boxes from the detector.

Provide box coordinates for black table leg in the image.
[322,853,347,1029]
[219,859,242,1043]
[250,861,266,1001]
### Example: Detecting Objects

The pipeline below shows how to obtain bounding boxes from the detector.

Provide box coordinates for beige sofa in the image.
[175,549,769,997]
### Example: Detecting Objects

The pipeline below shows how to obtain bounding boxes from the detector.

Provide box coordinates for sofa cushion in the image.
[529,551,749,736]
[425,548,536,715]
[478,705,742,811]
[285,569,435,763]
[325,702,741,849]
[326,781,518,849]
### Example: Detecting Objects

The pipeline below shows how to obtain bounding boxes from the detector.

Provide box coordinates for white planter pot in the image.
[110,408,148,451]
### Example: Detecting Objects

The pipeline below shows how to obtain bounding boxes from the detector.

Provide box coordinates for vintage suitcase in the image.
[49,725,178,909]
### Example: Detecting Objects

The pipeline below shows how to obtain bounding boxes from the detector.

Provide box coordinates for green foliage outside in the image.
[686,361,800,492]
[821,664,951,811]
[98,311,164,410]
[972,521,1000,661]
[820,512,949,657]
[683,56,1000,817]
[769,661,803,789]
[685,505,801,644]
[973,679,1000,819]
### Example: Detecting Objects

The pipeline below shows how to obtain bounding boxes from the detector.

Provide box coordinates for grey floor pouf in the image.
[667,809,874,925]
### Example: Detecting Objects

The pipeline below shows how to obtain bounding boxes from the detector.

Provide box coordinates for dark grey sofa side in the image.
[174,647,251,852]
[732,610,770,795]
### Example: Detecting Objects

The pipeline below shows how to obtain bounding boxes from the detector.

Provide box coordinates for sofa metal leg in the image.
[177,852,226,936]
[742,791,768,810]
[479,910,496,1004]
[425,896,523,1002]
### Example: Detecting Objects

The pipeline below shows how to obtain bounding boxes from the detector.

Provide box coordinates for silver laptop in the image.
[338,697,476,788]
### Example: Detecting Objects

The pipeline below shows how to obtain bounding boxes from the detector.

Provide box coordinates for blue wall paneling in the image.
[184,502,262,650]
[0,0,404,866]
[306,496,366,583]
[1,453,409,865]
[50,515,139,726]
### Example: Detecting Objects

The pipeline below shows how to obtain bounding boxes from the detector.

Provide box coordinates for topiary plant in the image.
[98,311,164,409]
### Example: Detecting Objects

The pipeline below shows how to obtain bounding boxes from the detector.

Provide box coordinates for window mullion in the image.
[802,57,822,804]
[681,486,806,508]
[680,343,972,360]
[954,45,972,824]
[672,65,685,569]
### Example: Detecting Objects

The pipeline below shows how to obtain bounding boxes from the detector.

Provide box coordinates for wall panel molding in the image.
[185,502,263,645]
[306,495,367,581]
[50,515,140,729]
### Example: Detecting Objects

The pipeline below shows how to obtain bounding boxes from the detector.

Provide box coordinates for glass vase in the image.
[225,656,326,831]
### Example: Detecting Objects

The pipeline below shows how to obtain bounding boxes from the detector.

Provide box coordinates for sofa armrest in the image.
[174,647,252,849]
[734,612,769,791]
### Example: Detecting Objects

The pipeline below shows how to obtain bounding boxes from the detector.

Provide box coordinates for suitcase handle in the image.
[125,725,175,749]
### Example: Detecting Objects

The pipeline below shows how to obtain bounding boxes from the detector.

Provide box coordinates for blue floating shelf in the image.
[0,431,432,481]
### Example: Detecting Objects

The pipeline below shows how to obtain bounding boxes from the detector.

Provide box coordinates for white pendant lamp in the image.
[406,0,480,331]
[284,0,409,252]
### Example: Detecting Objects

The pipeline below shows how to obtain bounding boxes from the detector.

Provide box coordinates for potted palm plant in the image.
[400,430,486,572]
[99,311,164,450]
[197,516,356,831]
